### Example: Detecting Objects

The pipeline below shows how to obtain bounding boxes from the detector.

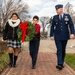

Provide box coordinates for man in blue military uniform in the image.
[50,4,75,70]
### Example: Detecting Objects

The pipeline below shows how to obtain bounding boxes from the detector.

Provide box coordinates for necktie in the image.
[60,15,63,20]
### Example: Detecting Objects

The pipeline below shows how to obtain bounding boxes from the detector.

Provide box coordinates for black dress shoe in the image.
[59,65,64,68]
[62,65,64,68]
[8,62,13,67]
[32,65,36,69]
[13,64,16,68]
[13,65,16,68]
[56,65,63,70]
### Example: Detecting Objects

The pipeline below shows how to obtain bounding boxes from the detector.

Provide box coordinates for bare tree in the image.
[64,2,75,24]
[0,0,29,29]
[72,15,75,25]
[21,14,31,22]
[40,17,50,35]
[64,2,73,15]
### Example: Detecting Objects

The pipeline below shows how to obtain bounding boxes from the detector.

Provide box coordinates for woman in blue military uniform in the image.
[50,4,75,70]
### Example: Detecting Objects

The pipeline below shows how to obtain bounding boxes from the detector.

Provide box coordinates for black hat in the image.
[55,4,63,10]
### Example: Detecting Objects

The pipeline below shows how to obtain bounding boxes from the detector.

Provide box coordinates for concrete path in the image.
[1,40,75,75]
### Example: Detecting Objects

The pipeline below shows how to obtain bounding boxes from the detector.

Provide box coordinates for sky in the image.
[22,0,75,17]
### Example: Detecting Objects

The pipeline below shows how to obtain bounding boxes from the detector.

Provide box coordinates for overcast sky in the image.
[22,0,75,17]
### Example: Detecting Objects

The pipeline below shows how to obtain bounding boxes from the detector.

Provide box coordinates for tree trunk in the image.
[43,27,45,35]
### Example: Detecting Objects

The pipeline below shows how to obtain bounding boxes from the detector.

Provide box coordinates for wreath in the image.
[17,22,35,42]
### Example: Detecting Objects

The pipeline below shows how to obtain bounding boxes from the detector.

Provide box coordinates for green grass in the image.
[0,51,9,72]
[65,53,75,70]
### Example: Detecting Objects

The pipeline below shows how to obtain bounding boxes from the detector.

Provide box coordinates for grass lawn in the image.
[0,50,9,73]
[65,53,75,70]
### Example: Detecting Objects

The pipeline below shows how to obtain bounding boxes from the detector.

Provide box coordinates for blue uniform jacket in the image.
[50,14,74,40]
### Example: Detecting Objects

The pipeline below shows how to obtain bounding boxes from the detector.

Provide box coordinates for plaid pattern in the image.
[7,40,21,48]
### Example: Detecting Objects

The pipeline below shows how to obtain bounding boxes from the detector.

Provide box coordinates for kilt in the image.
[7,40,21,48]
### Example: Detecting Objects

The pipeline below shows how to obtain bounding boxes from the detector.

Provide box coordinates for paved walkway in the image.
[1,40,75,75]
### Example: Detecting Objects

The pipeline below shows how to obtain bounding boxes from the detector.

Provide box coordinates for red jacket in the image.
[35,24,40,34]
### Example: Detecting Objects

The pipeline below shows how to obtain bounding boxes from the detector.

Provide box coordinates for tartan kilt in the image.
[7,40,21,48]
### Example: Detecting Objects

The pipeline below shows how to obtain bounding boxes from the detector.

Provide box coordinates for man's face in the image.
[56,8,63,15]
[33,18,38,25]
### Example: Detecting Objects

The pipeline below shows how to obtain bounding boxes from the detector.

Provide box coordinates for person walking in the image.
[29,16,40,69]
[3,13,21,68]
[50,4,75,70]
